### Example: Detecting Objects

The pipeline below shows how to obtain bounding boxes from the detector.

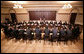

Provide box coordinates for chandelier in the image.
[13,1,23,8]
[62,3,72,9]
[13,4,23,8]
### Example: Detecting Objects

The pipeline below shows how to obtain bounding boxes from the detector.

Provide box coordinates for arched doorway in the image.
[69,7,79,24]
[9,8,17,23]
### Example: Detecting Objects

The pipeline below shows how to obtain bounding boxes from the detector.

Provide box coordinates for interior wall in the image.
[75,8,83,25]
[1,7,83,25]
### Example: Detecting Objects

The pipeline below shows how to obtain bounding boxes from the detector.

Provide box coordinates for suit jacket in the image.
[52,28,58,37]
[44,29,50,36]
[13,29,19,37]
[72,28,75,35]
[75,26,80,35]
[66,29,72,36]
[19,29,25,34]
[26,29,32,35]
[60,29,65,36]
[35,28,41,34]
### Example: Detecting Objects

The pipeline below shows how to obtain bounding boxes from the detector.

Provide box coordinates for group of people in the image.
[1,20,81,43]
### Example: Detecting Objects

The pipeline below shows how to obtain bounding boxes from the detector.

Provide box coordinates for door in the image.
[10,13,17,23]
[70,13,77,24]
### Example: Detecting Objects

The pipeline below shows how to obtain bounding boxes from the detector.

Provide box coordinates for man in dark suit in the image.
[26,27,32,35]
[63,21,67,25]
[44,26,50,40]
[59,27,66,41]
[68,23,72,30]
[54,21,57,24]
[51,26,58,42]
[66,27,72,36]
[52,26,58,38]
[66,27,72,41]
[75,25,81,37]
[35,26,42,40]
[12,27,19,40]
[60,28,66,36]
[18,27,25,39]
[3,24,9,36]
[26,27,34,40]
[23,20,26,24]
[8,26,14,37]
[50,21,53,24]
[58,20,62,25]
[71,25,76,37]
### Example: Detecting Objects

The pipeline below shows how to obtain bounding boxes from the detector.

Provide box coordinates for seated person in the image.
[3,24,9,36]
[45,22,48,24]
[66,27,72,39]
[26,27,34,40]
[40,22,44,26]
[1,21,5,29]
[63,21,67,25]
[52,26,58,40]
[13,27,19,39]
[54,21,57,24]
[26,27,31,35]
[68,23,72,30]
[7,26,13,38]
[75,25,81,37]
[18,27,25,39]
[28,22,31,24]
[32,21,34,24]
[59,27,66,40]
[58,20,62,25]
[44,26,50,40]
[50,21,53,24]
[35,26,42,40]
[4,21,8,25]
[23,20,26,24]
[40,22,43,24]
[71,25,76,37]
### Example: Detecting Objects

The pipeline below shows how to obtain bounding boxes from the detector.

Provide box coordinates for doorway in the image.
[70,13,77,24]
[10,13,17,23]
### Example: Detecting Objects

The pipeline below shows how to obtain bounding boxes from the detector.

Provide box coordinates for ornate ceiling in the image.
[1,1,83,8]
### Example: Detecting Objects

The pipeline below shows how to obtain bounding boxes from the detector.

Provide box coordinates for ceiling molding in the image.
[1,5,83,8]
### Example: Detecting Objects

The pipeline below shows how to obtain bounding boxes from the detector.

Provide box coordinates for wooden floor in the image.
[1,29,83,53]
[1,38,83,53]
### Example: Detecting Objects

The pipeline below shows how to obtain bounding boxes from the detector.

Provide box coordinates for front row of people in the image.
[3,24,81,43]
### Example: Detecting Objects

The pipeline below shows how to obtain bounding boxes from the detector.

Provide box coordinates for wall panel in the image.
[29,11,56,20]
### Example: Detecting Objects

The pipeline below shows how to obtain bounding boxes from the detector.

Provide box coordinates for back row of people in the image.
[2,20,68,26]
